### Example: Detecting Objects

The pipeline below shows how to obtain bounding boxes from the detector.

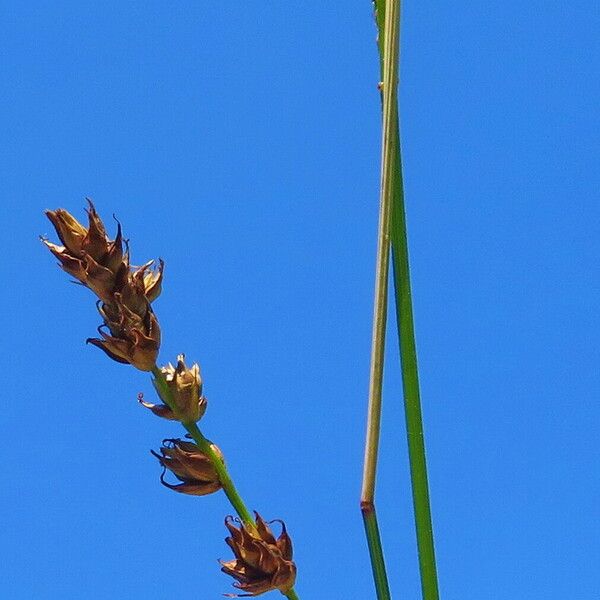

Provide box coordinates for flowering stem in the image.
[151,366,301,600]
[150,366,254,526]
[184,423,302,600]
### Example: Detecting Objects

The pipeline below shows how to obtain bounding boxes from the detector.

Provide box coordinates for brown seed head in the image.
[43,200,127,302]
[43,200,164,303]
[43,201,164,370]
[220,512,296,597]
[143,355,206,421]
[151,438,222,496]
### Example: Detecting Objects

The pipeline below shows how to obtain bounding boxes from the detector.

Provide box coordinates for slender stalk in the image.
[360,1,402,599]
[362,504,392,599]
[184,421,256,526]
[374,2,441,599]
[152,365,300,599]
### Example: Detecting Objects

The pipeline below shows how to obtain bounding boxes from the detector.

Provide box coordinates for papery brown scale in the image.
[103,222,124,273]
[98,293,145,330]
[82,255,119,301]
[97,302,121,336]
[265,546,284,574]
[129,327,160,370]
[45,209,88,253]
[275,523,293,561]
[225,519,246,558]
[84,255,114,284]
[219,560,242,578]
[157,473,221,496]
[221,560,259,585]
[271,562,297,591]
[87,334,131,365]
[138,398,177,420]
[224,521,264,568]
[221,559,263,585]
[43,240,86,279]
[145,311,161,344]
[255,514,277,546]
[145,258,164,302]
[117,279,151,320]
[255,543,278,574]
[225,537,243,563]
[236,580,274,596]
[132,259,164,303]
[129,302,160,344]
[82,201,111,260]
[238,539,265,570]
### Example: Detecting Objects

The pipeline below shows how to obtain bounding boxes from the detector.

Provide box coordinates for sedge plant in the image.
[41,5,438,599]
[42,202,300,600]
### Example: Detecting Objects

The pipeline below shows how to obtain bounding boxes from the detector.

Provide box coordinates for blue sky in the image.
[1,2,599,599]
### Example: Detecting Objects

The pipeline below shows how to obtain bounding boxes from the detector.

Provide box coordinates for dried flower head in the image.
[221,512,296,597]
[43,200,164,303]
[43,200,125,302]
[43,201,163,370]
[151,438,222,496]
[142,355,206,421]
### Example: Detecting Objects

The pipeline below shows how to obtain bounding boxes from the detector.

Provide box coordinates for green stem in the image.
[374,2,441,599]
[362,504,392,599]
[183,420,255,526]
[151,366,300,599]
[360,1,403,599]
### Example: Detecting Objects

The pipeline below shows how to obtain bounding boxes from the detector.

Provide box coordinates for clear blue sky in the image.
[2,2,599,599]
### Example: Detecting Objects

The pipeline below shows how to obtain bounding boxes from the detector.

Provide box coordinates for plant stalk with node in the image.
[42,201,300,599]
[361,2,440,599]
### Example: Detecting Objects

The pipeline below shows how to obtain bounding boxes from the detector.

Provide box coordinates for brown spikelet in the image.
[143,355,207,421]
[43,200,163,370]
[220,512,296,596]
[151,438,222,496]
